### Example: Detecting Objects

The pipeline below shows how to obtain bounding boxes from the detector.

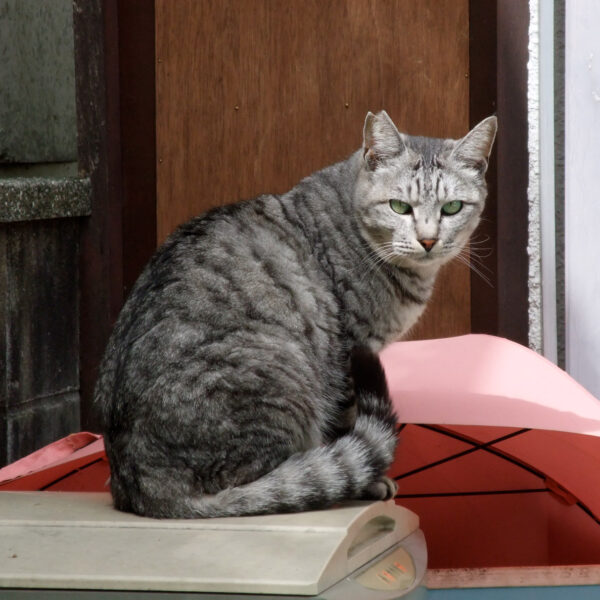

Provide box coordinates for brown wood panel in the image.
[118,0,157,298]
[75,0,124,431]
[469,0,498,336]
[76,0,157,431]
[155,0,470,339]
[496,0,529,346]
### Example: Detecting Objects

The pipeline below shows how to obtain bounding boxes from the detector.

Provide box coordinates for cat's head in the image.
[354,111,497,270]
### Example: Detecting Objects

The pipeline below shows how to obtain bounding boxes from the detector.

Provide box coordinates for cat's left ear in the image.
[451,116,498,173]
[363,111,407,170]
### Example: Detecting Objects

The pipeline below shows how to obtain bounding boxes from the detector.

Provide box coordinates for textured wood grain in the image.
[468,0,498,337]
[496,0,529,346]
[118,0,157,298]
[75,0,124,431]
[155,0,470,339]
[1,219,80,464]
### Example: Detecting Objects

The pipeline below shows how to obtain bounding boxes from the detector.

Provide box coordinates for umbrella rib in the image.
[394,426,530,481]
[39,458,106,491]
[396,425,600,527]
[395,488,549,499]
[575,500,600,526]
[416,424,542,478]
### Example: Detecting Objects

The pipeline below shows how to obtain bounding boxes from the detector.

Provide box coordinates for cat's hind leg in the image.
[361,476,398,500]
[349,345,399,500]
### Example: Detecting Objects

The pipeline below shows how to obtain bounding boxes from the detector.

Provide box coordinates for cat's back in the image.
[111,155,357,351]
[94,192,339,424]
[117,194,309,333]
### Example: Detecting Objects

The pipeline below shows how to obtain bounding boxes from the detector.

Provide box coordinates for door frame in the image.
[75,0,530,431]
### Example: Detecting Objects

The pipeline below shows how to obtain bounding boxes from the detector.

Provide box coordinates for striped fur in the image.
[95,111,496,518]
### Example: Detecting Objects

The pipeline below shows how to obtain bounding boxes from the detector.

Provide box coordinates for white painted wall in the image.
[565,0,600,397]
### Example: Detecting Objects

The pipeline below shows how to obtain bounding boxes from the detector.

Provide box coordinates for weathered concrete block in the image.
[2,392,79,465]
[0,219,81,465]
[2,219,79,405]
[0,0,77,163]
[0,177,91,222]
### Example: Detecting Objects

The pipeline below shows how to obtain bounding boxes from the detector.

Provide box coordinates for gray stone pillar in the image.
[0,0,91,466]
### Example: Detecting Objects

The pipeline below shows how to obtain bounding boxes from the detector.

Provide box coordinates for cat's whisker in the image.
[357,250,388,283]
[461,248,492,271]
[453,246,489,275]
[471,266,493,287]
[468,234,490,246]
[470,249,493,261]
[469,245,492,253]
[358,248,398,284]
[466,249,493,272]
[371,248,398,268]
[454,252,493,287]
[357,246,391,270]
[453,245,493,274]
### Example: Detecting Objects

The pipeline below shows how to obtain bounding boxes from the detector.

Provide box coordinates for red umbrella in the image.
[0,432,108,492]
[381,335,600,568]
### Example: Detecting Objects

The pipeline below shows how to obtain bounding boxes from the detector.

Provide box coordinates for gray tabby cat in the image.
[95,111,497,518]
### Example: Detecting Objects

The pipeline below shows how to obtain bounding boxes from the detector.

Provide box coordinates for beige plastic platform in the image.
[0,492,426,598]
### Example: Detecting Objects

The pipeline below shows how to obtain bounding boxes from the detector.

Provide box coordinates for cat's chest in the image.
[381,300,427,346]
[364,275,433,350]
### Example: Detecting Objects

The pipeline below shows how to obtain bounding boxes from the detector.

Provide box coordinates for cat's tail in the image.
[137,347,398,518]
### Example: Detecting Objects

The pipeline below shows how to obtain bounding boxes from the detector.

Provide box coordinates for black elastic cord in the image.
[394,424,600,527]
[394,426,530,481]
[39,458,105,491]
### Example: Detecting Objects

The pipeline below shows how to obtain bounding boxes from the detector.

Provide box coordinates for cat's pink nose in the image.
[419,238,437,252]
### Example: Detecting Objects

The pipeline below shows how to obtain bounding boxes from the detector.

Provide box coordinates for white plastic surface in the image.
[0,492,420,596]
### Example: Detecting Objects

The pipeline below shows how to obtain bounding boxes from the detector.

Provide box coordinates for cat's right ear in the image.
[363,111,406,170]
[450,115,498,173]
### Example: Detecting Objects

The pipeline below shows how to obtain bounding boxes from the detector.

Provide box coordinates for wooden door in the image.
[155,0,471,339]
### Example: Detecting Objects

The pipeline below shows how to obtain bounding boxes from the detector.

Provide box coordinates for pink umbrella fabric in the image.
[380,334,600,437]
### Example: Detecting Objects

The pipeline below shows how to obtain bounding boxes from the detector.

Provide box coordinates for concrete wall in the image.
[0,220,81,465]
[527,0,566,369]
[0,0,90,466]
[0,0,77,164]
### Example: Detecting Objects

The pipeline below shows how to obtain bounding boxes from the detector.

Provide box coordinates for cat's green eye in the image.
[441,201,463,216]
[389,199,412,215]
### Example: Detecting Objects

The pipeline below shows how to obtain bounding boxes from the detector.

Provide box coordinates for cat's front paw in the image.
[361,476,398,501]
